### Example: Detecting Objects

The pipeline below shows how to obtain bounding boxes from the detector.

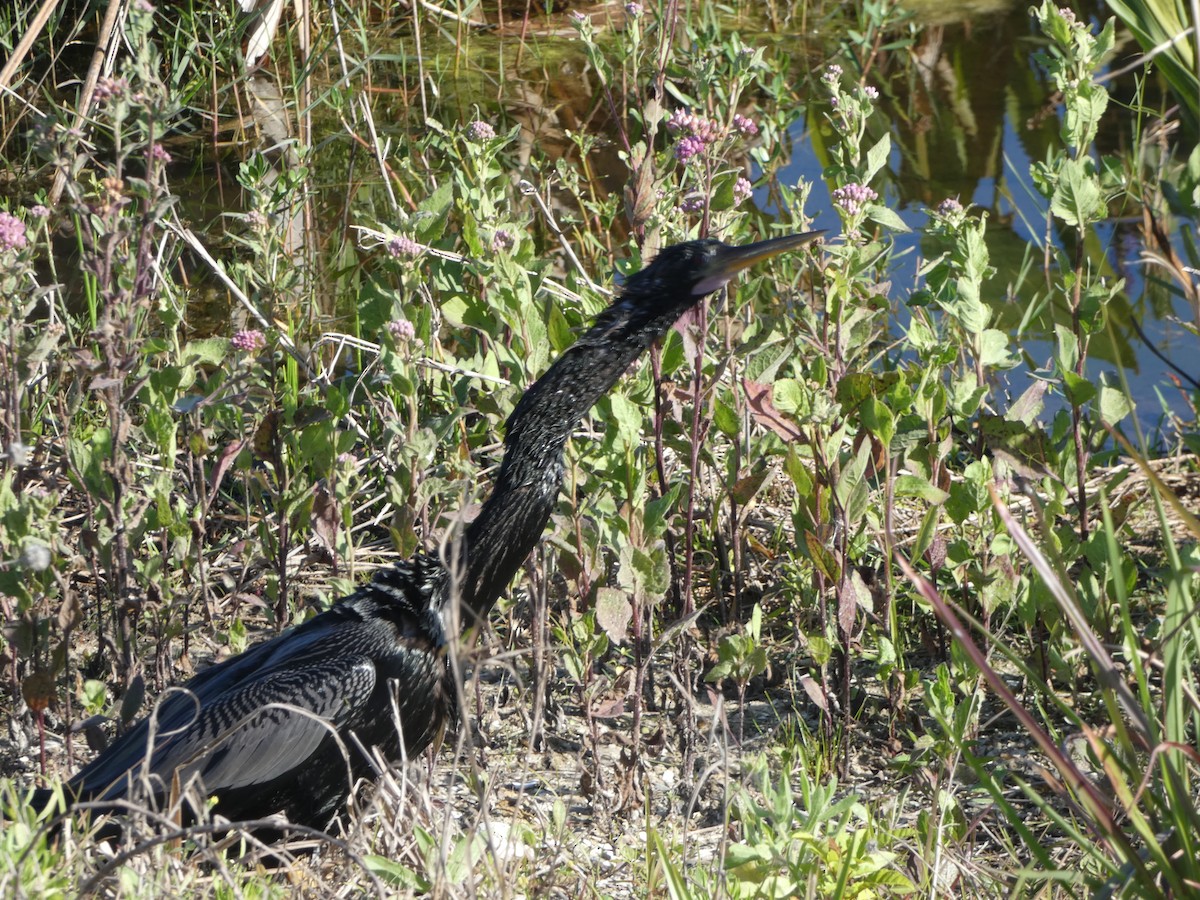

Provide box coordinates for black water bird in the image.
[34,232,822,833]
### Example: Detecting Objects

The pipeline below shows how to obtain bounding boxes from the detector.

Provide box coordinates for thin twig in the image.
[168,219,316,381]
[518,178,609,295]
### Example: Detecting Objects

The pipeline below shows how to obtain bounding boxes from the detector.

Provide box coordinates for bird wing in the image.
[83,654,377,801]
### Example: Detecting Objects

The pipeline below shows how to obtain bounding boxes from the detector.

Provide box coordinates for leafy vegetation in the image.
[1,0,1198,897]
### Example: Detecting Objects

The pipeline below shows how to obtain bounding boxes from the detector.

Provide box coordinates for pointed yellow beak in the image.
[693,231,824,296]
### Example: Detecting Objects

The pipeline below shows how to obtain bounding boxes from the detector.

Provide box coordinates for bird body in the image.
[36,233,821,834]
[59,557,452,828]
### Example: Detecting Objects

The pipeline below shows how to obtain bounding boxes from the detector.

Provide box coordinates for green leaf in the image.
[864,133,891,182]
[905,314,937,351]
[1062,370,1096,407]
[604,394,643,452]
[860,397,895,446]
[772,379,806,415]
[709,170,742,211]
[947,276,990,333]
[546,300,575,353]
[1054,322,1078,371]
[713,396,740,438]
[1097,374,1132,424]
[894,474,949,504]
[911,504,942,565]
[183,338,228,367]
[1051,157,1103,228]
[414,182,453,243]
[949,373,986,417]
[865,203,910,233]
[834,373,874,412]
[977,329,1014,369]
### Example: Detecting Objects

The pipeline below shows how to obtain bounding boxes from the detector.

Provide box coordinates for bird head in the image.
[616,232,824,322]
[688,231,824,296]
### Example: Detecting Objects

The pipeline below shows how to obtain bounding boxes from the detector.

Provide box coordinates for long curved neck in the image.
[456,290,699,620]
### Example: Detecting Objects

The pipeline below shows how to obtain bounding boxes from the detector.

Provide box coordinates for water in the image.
[773,1,1197,430]
[164,0,1196,433]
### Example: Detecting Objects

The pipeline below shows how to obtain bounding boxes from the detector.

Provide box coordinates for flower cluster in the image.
[674,135,707,164]
[666,108,724,143]
[732,114,759,137]
[935,197,963,216]
[666,107,761,165]
[0,211,28,252]
[491,229,515,253]
[733,177,753,206]
[231,329,266,352]
[625,2,643,16]
[465,120,496,142]
[667,109,723,164]
[386,319,415,342]
[150,143,171,163]
[93,76,130,102]
[386,235,421,258]
[821,63,843,84]
[931,197,966,228]
[832,182,878,217]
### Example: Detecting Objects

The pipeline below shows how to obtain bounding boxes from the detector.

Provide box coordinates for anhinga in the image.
[34,233,821,833]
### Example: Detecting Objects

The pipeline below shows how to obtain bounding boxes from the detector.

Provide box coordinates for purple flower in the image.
[134,0,156,12]
[150,143,172,163]
[28,204,50,220]
[732,114,759,137]
[0,212,28,252]
[733,177,753,205]
[863,85,879,100]
[386,235,421,258]
[231,329,266,352]
[245,209,269,230]
[935,197,963,216]
[625,2,643,16]
[1058,7,1077,24]
[665,108,723,143]
[93,76,129,102]
[386,320,415,342]
[465,120,496,142]
[674,135,706,164]
[832,182,878,217]
[491,229,515,253]
[678,196,706,214]
[821,64,843,84]
[694,118,723,143]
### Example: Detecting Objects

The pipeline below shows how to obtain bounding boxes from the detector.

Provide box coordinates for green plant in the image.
[724,753,916,898]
